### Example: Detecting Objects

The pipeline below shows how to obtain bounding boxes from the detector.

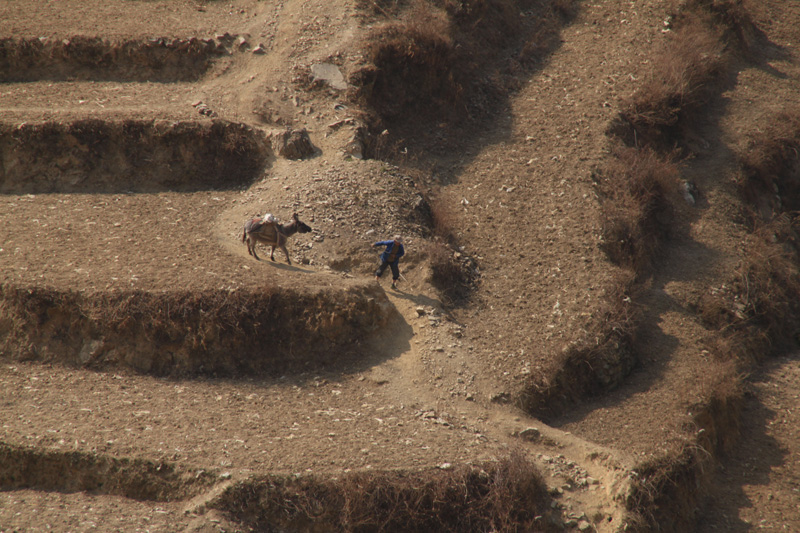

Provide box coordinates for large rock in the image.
[271,128,316,160]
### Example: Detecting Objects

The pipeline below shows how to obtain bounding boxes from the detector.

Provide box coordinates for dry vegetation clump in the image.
[595,147,681,273]
[697,218,800,362]
[608,0,757,150]
[0,119,270,194]
[0,284,391,376]
[698,112,800,362]
[351,3,462,122]
[211,451,556,532]
[737,110,800,218]
[424,197,479,302]
[624,446,712,533]
[0,36,221,83]
[520,270,639,420]
[425,241,478,303]
[672,0,758,54]
[0,442,216,501]
[608,19,726,150]
[351,0,577,128]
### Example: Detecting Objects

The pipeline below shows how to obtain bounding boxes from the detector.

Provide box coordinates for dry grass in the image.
[425,241,476,304]
[0,284,389,376]
[211,451,556,532]
[625,359,743,532]
[625,445,711,532]
[0,442,216,501]
[697,219,800,363]
[737,110,800,217]
[673,0,758,53]
[697,112,800,363]
[352,2,461,121]
[422,194,478,303]
[595,147,681,273]
[351,0,577,127]
[610,1,757,151]
[520,269,640,420]
[429,194,457,242]
[609,19,726,150]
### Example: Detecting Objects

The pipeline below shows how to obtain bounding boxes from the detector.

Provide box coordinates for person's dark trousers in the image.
[375,260,400,280]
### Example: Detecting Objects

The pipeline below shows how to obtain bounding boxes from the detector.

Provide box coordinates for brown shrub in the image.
[672,0,758,53]
[426,241,476,304]
[732,225,800,344]
[429,194,457,242]
[353,3,461,121]
[738,110,800,218]
[351,0,576,128]
[0,284,392,376]
[442,0,522,48]
[212,452,556,532]
[596,147,681,272]
[625,443,711,532]
[696,219,800,366]
[0,442,215,501]
[356,0,409,18]
[609,20,726,149]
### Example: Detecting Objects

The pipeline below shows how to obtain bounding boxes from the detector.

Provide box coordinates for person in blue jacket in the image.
[373,235,405,289]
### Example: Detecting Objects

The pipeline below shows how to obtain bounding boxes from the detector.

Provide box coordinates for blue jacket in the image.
[374,240,405,263]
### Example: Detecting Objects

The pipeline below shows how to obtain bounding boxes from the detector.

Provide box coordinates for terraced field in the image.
[1,0,798,531]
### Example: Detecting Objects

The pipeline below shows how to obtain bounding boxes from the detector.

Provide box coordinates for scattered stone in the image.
[437,462,453,470]
[416,306,426,316]
[490,392,511,404]
[344,135,364,160]
[519,427,541,442]
[272,128,316,160]
[310,63,347,90]
[78,339,103,365]
[192,101,216,117]
[681,180,698,205]
[252,45,267,54]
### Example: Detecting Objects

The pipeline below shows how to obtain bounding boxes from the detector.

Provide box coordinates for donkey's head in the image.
[292,212,313,234]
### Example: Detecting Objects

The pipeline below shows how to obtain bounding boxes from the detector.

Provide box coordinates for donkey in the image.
[241,212,312,265]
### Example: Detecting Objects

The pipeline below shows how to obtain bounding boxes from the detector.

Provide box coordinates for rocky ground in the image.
[0,0,799,531]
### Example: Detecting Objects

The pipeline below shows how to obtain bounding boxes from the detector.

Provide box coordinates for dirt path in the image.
[2,0,800,530]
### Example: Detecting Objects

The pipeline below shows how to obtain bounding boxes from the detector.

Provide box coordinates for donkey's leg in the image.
[279,244,292,265]
[247,236,260,260]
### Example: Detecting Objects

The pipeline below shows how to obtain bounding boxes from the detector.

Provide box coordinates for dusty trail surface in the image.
[1,0,799,531]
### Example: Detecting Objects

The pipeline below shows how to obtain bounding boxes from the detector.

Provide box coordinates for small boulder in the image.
[518,427,541,442]
[310,63,347,90]
[272,128,316,160]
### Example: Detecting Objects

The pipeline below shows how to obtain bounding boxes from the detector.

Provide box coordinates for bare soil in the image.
[1,0,799,531]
